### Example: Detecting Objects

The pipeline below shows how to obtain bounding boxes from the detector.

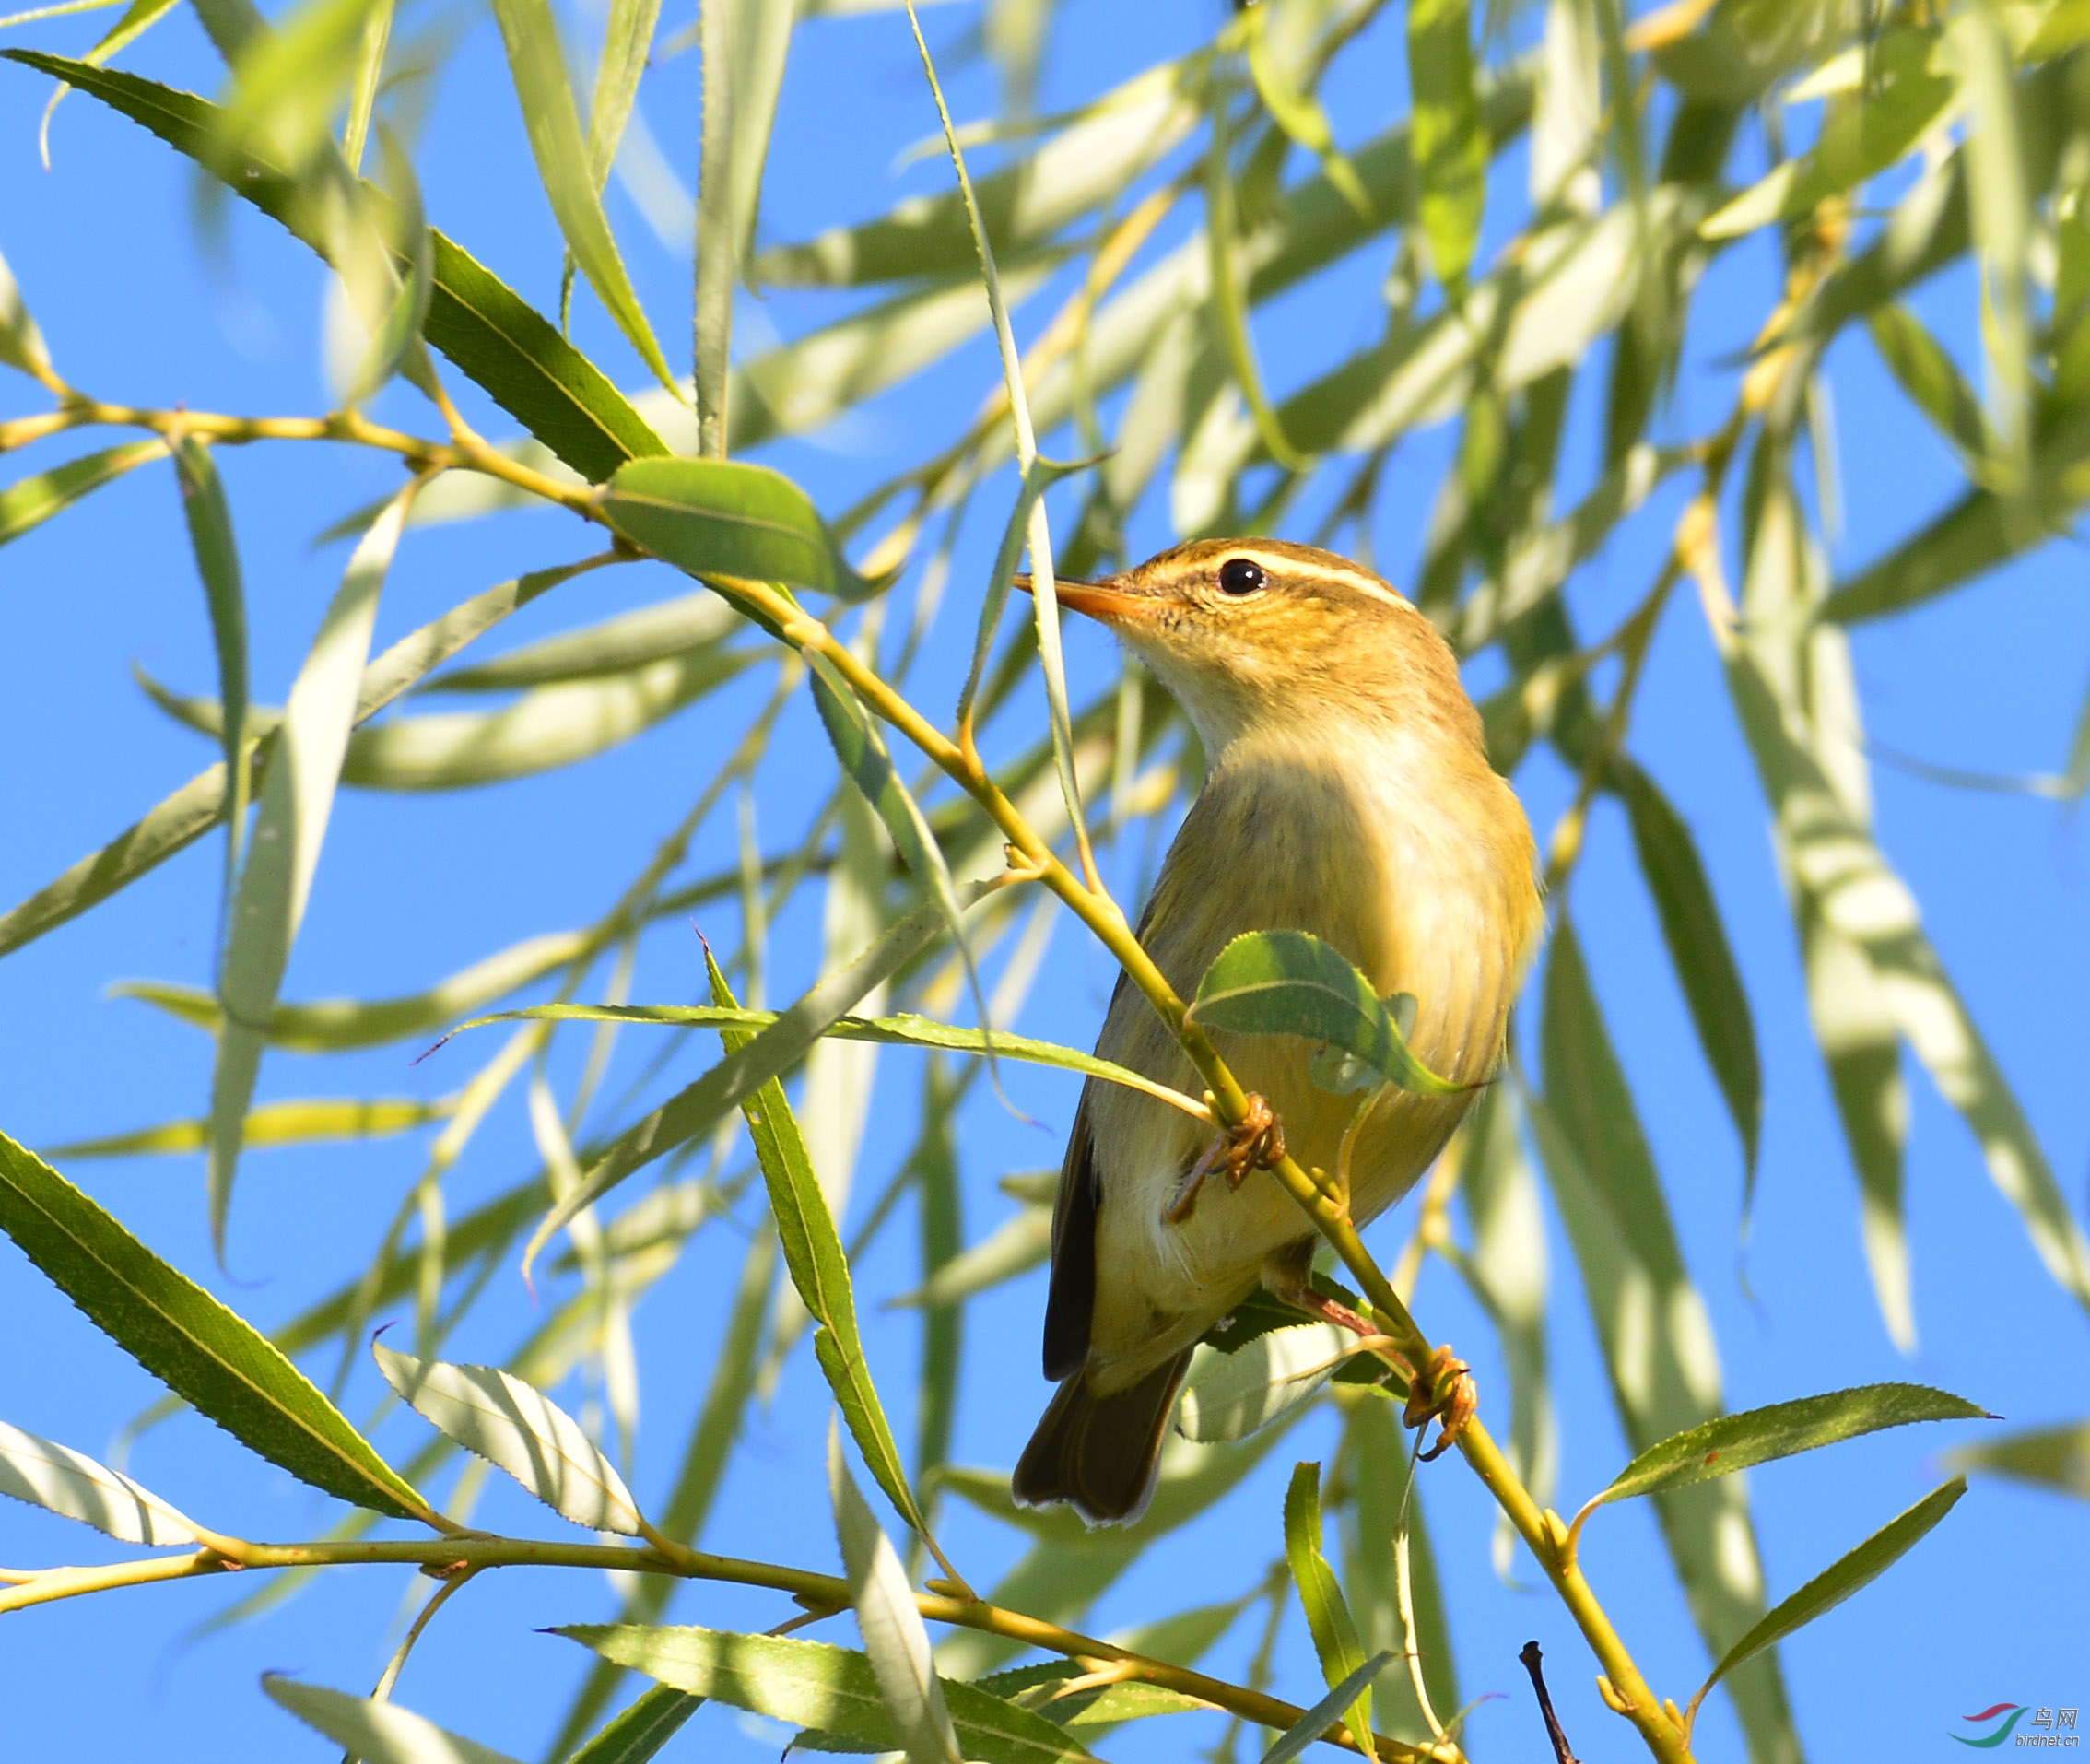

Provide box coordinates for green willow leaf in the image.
[1721,639,2090,1318]
[374,1343,644,1534]
[1599,1384,1990,1506]
[1176,1323,1353,1444]
[0,52,669,480]
[1700,29,1951,241]
[1245,0,1369,218]
[1534,917,1802,1764]
[209,487,409,1255]
[1340,1394,1459,1744]
[0,241,52,378]
[1453,1077,1556,1582]
[1,440,165,551]
[0,1418,200,1546]
[454,1003,1201,1117]
[751,41,1205,288]
[1283,1461,1376,1758]
[1205,76,1306,472]
[934,1431,1287,1677]
[565,1686,704,1764]
[1688,1478,1967,1719]
[264,1678,522,1764]
[546,1231,776,1758]
[888,1199,1049,1309]
[1613,759,1762,1186]
[1866,303,1990,463]
[555,1626,1098,1764]
[168,436,251,899]
[143,641,753,794]
[1945,1419,2090,1499]
[701,950,931,1545]
[1407,0,1485,284]
[44,1095,454,1158]
[0,1130,432,1521]
[422,591,735,691]
[1258,1652,1392,1764]
[519,888,975,1275]
[828,1429,964,1764]
[1188,929,1462,1096]
[600,456,868,597]
[119,928,587,1050]
[486,0,675,393]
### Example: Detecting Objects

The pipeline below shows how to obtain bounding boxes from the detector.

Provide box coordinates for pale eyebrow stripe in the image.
[1221,546,1406,607]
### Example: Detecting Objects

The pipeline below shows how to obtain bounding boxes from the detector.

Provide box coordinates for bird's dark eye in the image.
[1217,558,1267,596]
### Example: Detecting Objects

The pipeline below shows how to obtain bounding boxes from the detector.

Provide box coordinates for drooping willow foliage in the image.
[1,0,2086,1761]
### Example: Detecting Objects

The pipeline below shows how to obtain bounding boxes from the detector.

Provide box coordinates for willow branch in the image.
[0,1531,1447,1761]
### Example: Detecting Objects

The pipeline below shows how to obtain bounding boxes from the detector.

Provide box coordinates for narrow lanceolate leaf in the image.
[1598,1384,1990,1506]
[208,485,411,1254]
[1699,29,1952,241]
[554,1626,1098,1764]
[169,436,251,898]
[1946,1419,2090,1499]
[1407,0,1485,284]
[0,53,669,480]
[1722,639,2090,1319]
[44,1095,453,1158]
[1866,303,1989,465]
[565,1685,703,1764]
[888,1200,1049,1309]
[599,456,869,597]
[1534,918,1802,1764]
[424,591,734,691]
[1,441,165,551]
[0,241,52,377]
[1689,1478,1967,1716]
[373,1343,643,1534]
[486,0,675,392]
[829,1428,962,1764]
[1455,1078,1556,1581]
[701,952,929,1543]
[694,0,733,454]
[1245,0,1369,217]
[264,1678,523,1764]
[520,885,978,1276]
[1257,1652,1392,1764]
[1613,760,1762,1187]
[807,660,991,1053]
[140,641,753,792]
[1176,1323,1352,1444]
[0,1131,432,1520]
[125,929,587,1050]
[1283,1462,1376,1760]
[544,1231,776,1760]
[1189,930,1462,1096]
[0,1418,199,1546]
[1340,1393,1460,1743]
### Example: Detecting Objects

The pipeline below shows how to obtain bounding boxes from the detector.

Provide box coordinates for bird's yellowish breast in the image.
[1080,722,1539,1370]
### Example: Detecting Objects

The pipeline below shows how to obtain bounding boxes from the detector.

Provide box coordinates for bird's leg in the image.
[1261,1241,1377,1336]
[1264,1243,1478,1455]
[1404,1343,1479,1461]
[1164,1093,1286,1224]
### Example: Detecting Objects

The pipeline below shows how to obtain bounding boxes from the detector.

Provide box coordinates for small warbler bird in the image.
[1011,538,1543,1524]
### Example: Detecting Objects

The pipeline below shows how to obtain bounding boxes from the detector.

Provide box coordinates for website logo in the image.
[1951,1705,2081,1749]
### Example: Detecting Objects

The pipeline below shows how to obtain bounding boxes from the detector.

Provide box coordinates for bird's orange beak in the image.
[1011,572,1151,624]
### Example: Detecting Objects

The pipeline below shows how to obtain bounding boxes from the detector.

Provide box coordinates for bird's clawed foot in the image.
[1165,1094,1287,1223]
[1404,1343,1477,1461]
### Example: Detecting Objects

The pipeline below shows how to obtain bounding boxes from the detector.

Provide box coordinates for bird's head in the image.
[1019,538,1478,757]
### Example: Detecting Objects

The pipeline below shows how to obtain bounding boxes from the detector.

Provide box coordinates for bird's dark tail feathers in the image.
[1010,1351,1193,1526]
